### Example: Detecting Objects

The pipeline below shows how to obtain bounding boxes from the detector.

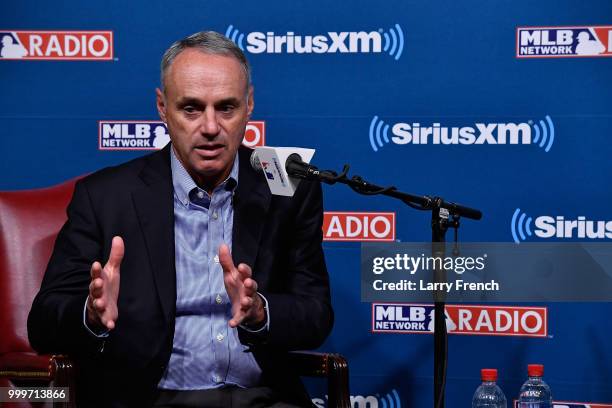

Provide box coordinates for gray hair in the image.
[160,31,251,91]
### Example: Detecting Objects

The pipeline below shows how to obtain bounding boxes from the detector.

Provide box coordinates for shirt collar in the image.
[170,145,239,207]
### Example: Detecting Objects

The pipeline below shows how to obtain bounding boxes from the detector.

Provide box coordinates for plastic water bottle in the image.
[472,368,507,408]
[518,364,553,408]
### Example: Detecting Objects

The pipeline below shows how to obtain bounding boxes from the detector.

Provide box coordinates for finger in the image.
[86,295,96,312]
[240,296,254,308]
[237,263,252,280]
[90,261,102,280]
[88,279,96,295]
[107,236,125,270]
[103,318,115,330]
[90,278,104,298]
[228,315,242,328]
[243,278,258,295]
[218,244,235,273]
[223,272,236,288]
[93,298,106,312]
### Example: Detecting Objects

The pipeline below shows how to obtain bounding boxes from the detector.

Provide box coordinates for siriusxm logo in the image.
[312,389,401,408]
[369,115,555,152]
[511,208,612,243]
[225,24,404,60]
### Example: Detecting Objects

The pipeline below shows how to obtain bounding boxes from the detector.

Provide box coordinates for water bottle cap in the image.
[481,368,498,381]
[527,364,544,377]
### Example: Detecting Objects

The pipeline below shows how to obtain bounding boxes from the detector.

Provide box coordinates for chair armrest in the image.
[288,351,350,408]
[0,352,75,407]
[2,352,348,408]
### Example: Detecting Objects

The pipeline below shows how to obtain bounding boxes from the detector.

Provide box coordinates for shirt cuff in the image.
[240,292,270,333]
[83,296,110,338]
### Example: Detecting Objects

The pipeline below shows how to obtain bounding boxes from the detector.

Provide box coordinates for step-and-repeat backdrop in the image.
[1,1,611,406]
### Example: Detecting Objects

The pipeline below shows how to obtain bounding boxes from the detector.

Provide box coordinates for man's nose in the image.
[199,109,220,137]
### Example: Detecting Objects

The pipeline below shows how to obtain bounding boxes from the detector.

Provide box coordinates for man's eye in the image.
[219,105,235,113]
[183,106,196,114]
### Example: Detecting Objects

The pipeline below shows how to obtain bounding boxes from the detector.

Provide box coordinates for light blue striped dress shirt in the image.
[157,147,262,390]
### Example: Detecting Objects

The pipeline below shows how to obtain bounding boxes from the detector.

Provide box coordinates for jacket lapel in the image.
[129,145,269,322]
[232,146,271,273]
[131,145,176,323]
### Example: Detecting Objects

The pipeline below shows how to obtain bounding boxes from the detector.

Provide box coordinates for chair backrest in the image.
[0,178,77,354]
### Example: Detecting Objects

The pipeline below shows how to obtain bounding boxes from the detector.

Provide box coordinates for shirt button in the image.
[216,333,224,342]
[212,211,218,220]
[213,255,219,264]
[215,294,222,304]
[213,374,221,383]
[197,191,204,199]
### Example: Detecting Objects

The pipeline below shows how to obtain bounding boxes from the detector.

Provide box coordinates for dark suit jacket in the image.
[27,145,333,407]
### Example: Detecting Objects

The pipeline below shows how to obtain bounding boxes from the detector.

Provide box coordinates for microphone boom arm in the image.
[289,161,482,221]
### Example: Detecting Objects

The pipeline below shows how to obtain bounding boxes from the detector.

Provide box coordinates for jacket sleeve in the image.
[27,179,107,356]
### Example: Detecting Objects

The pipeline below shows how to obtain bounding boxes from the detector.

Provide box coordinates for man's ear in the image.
[156,88,167,123]
[246,85,254,118]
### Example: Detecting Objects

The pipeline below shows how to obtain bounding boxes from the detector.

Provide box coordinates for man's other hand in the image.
[218,244,265,328]
[86,236,124,331]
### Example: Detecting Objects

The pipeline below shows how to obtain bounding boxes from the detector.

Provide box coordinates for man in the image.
[28,31,333,407]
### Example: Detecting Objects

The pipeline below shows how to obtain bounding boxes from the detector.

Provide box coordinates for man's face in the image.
[156,49,253,190]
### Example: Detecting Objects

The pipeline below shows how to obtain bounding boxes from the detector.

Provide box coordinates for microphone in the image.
[249,150,264,172]
[285,153,322,179]
[249,147,317,197]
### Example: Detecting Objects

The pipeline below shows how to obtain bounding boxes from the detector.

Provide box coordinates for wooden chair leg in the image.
[49,355,75,408]
[288,351,351,408]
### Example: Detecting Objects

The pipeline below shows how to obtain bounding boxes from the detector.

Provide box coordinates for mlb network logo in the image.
[511,208,612,243]
[517,26,612,58]
[259,157,288,187]
[372,303,548,337]
[0,30,113,60]
[368,115,555,152]
[98,121,265,150]
[323,212,395,241]
[225,24,404,60]
[313,389,401,408]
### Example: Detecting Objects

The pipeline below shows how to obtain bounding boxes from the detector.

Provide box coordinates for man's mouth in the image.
[195,144,224,157]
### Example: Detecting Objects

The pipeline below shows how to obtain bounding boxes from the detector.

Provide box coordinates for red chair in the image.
[0,178,349,408]
[0,178,78,408]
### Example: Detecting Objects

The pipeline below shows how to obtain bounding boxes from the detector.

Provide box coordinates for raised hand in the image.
[86,236,124,331]
[218,244,265,328]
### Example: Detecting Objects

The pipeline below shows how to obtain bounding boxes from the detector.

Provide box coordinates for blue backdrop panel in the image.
[1,0,611,406]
